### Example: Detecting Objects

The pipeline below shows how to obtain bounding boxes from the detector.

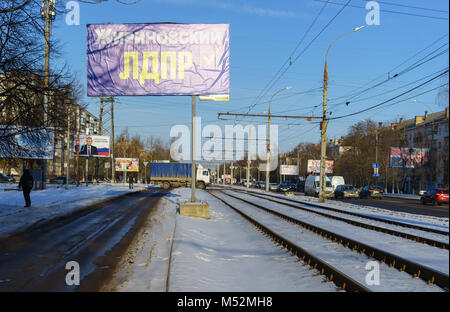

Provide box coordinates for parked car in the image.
[420,188,449,206]
[0,173,15,183]
[256,181,265,189]
[277,182,296,192]
[49,176,79,185]
[359,186,384,199]
[334,184,359,199]
[269,183,279,192]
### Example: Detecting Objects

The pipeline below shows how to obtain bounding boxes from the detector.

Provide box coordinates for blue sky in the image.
[51,0,449,153]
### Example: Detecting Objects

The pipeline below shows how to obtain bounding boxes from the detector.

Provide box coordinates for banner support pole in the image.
[190,95,197,202]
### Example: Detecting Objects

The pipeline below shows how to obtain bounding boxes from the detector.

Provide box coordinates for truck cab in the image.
[196,165,210,188]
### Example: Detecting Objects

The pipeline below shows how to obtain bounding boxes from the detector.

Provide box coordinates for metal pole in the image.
[265,107,271,192]
[223,161,226,185]
[231,160,234,185]
[190,95,197,202]
[318,26,365,203]
[65,104,71,190]
[85,157,89,187]
[111,97,116,183]
[319,59,328,203]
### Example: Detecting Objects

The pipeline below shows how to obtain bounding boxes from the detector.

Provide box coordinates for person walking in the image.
[18,169,34,207]
[128,174,134,189]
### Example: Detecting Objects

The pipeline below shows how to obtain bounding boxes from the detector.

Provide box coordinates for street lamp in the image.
[412,99,433,113]
[319,26,365,203]
[266,86,292,192]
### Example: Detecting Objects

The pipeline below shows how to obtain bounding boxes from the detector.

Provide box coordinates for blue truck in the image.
[150,162,210,190]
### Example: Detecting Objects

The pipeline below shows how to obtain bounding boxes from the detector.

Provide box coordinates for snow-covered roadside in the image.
[0,184,148,240]
[106,187,338,292]
[226,185,449,230]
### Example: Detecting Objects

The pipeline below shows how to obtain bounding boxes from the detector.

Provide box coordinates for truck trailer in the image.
[149,162,210,190]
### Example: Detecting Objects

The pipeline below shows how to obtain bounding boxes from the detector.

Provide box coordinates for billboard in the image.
[280,165,298,175]
[0,126,54,159]
[115,158,139,172]
[74,135,110,157]
[389,147,430,168]
[307,160,334,174]
[87,23,230,96]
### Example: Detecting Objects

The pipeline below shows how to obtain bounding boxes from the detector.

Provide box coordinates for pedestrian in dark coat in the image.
[128,174,134,189]
[18,169,34,207]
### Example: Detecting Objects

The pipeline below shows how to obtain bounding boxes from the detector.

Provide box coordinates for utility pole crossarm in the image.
[218,112,321,120]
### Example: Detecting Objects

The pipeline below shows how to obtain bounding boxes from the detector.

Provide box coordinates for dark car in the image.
[335,184,359,199]
[256,181,265,189]
[359,186,384,199]
[0,173,15,183]
[49,176,79,185]
[277,182,296,192]
[420,188,449,206]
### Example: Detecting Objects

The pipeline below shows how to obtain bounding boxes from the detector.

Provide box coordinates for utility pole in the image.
[76,107,80,185]
[41,0,56,189]
[99,96,115,182]
[65,101,72,190]
[246,128,251,188]
[223,161,226,185]
[319,26,365,203]
[230,160,234,185]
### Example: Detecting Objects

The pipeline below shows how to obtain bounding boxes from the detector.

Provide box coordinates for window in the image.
[202,171,209,176]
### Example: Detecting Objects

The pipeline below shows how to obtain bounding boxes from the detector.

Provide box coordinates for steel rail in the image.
[208,190,371,292]
[231,188,449,237]
[216,190,449,291]
[226,189,449,250]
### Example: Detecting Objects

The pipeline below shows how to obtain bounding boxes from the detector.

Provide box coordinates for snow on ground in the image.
[107,187,337,292]
[213,191,444,292]
[227,185,449,230]
[107,187,445,292]
[0,183,148,240]
[221,190,449,275]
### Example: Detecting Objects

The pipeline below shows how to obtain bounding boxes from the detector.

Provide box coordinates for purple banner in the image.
[87,23,230,96]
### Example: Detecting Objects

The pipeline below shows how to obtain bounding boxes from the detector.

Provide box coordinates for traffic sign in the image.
[372,163,380,169]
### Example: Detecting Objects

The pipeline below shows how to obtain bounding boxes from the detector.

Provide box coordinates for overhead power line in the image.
[328,69,449,120]
[313,0,449,20]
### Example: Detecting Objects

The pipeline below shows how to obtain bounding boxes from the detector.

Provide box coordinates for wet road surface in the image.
[0,189,165,292]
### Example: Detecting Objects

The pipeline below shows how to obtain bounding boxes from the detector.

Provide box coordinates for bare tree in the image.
[0,0,78,159]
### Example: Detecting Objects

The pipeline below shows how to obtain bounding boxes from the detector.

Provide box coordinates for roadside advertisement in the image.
[389,147,430,168]
[0,126,54,159]
[115,158,139,172]
[280,165,298,175]
[307,160,334,174]
[87,23,230,96]
[74,135,110,157]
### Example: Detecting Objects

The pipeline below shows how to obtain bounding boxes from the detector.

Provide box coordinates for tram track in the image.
[209,189,449,291]
[227,189,449,250]
[207,190,371,292]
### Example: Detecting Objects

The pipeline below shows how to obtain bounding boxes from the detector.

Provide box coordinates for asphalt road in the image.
[0,189,165,292]
[332,196,449,218]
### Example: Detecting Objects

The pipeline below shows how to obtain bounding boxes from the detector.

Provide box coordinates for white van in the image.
[304,175,334,198]
[330,176,345,191]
